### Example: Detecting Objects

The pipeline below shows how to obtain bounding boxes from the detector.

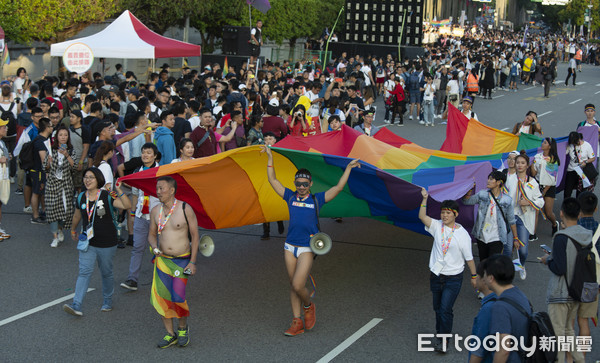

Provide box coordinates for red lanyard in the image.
[441,223,456,256]
[488,192,496,217]
[158,200,177,235]
[86,190,101,222]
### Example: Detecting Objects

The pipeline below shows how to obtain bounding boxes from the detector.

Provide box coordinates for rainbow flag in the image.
[3,45,9,65]
[430,19,451,27]
[223,56,229,76]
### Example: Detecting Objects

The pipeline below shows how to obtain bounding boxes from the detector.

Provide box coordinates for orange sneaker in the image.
[304,303,316,330]
[284,318,304,336]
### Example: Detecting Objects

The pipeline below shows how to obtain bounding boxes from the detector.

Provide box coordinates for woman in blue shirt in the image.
[261,144,359,336]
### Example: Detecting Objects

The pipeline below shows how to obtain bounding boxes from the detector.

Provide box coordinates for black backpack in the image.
[1,102,17,136]
[18,140,36,171]
[559,234,599,303]
[499,297,557,363]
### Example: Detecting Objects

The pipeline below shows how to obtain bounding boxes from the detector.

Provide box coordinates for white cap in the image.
[238,84,247,90]
[269,98,279,107]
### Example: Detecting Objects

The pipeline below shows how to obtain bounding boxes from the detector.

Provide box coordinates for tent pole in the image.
[249,2,252,27]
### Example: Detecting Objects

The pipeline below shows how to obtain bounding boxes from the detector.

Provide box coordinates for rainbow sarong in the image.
[151,253,191,318]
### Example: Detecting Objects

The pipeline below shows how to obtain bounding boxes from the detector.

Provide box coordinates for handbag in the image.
[449,94,458,102]
[77,234,89,252]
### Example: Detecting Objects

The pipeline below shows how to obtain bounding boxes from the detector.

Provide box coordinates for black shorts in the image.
[541,185,556,199]
[26,170,46,195]
[250,44,261,57]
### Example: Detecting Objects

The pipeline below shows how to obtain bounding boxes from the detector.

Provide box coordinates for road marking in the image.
[317,318,383,363]
[595,90,600,95]
[569,99,582,105]
[576,82,587,85]
[538,111,553,117]
[524,86,535,90]
[596,83,600,87]
[0,288,95,327]
[500,127,509,131]
[492,95,504,99]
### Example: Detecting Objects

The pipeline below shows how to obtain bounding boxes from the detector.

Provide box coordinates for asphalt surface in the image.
[2,61,600,362]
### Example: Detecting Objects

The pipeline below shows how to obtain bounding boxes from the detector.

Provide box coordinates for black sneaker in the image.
[120,280,138,291]
[117,239,126,249]
[126,236,134,246]
[529,234,538,242]
[15,188,23,195]
[31,217,46,225]
[158,333,178,349]
[277,222,285,235]
[260,234,270,240]
[177,326,190,347]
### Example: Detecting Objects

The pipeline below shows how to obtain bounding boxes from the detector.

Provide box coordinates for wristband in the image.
[71,230,77,235]
[420,204,427,207]
[267,165,273,168]
[189,261,196,265]
[471,274,477,279]
[130,211,135,217]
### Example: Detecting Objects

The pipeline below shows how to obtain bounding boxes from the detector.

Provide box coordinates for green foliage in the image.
[188,0,245,53]
[0,0,119,43]
[558,0,600,30]
[242,0,345,44]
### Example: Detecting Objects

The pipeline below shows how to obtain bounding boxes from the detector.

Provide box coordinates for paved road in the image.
[2,62,600,362]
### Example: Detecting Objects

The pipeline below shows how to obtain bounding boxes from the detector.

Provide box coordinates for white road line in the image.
[500,127,509,131]
[576,82,587,85]
[317,318,383,363]
[538,111,553,117]
[0,288,95,327]
[595,90,600,95]
[569,99,582,105]
[523,86,535,90]
[596,83,600,87]
[492,95,504,99]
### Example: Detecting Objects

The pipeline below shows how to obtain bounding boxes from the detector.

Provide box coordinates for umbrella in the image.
[247,0,271,14]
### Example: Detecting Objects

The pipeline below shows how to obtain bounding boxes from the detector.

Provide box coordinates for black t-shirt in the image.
[32,135,48,171]
[78,190,117,248]
[122,157,143,176]
[172,117,192,152]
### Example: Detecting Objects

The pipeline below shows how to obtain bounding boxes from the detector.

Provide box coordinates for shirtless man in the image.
[148,176,199,348]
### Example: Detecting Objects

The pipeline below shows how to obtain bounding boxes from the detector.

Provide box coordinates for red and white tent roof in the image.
[50,10,201,59]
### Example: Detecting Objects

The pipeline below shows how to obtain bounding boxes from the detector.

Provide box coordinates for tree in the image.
[558,0,600,31]
[189,0,245,54]
[0,0,119,43]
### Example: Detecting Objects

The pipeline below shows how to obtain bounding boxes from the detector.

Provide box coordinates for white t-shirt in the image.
[423,84,436,101]
[481,201,500,243]
[384,79,395,98]
[447,80,459,94]
[0,101,17,119]
[567,141,595,171]
[13,77,25,97]
[305,90,321,118]
[360,65,372,86]
[533,153,558,187]
[98,160,113,190]
[188,115,201,131]
[425,219,473,276]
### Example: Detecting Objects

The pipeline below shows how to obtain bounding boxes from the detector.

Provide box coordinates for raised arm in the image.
[324,159,360,203]
[419,188,432,228]
[260,145,285,198]
[112,180,132,210]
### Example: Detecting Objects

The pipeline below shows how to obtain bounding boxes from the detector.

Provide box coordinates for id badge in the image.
[86,225,94,240]
[483,223,491,233]
[432,260,446,276]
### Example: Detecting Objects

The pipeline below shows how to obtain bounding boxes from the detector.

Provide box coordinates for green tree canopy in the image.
[0,0,119,43]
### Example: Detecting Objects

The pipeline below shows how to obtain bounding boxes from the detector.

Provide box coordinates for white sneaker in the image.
[383,119,390,124]
[409,115,413,120]
[519,266,527,280]
[419,120,425,125]
[58,230,64,242]
[10,177,14,184]
[23,206,32,214]
[435,114,442,118]
[50,238,59,248]
[431,123,435,127]
[425,123,429,127]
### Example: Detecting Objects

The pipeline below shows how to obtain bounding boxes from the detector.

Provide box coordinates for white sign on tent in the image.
[63,43,94,74]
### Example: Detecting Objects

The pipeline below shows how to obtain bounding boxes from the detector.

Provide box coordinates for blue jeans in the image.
[73,245,117,309]
[506,216,529,265]
[423,100,435,125]
[127,217,150,282]
[430,272,463,334]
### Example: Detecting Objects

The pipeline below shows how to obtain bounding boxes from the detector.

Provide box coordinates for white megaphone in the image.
[309,232,332,255]
[198,234,215,257]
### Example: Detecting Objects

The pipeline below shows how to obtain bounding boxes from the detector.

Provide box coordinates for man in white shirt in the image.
[565,55,577,86]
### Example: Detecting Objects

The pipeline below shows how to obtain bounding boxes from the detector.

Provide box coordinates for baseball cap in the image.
[109,85,120,93]
[71,109,83,119]
[269,98,279,107]
[238,84,247,91]
[204,65,212,71]
[126,88,140,97]
[0,118,8,126]
[0,80,10,87]
[462,96,473,104]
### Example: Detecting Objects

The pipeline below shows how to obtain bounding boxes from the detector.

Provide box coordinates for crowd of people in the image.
[0,18,599,359]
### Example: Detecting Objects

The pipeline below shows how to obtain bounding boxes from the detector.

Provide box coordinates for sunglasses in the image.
[294,181,310,188]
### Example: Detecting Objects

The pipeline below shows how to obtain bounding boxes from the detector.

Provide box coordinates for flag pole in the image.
[323,6,344,67]
[398,10,407,62]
